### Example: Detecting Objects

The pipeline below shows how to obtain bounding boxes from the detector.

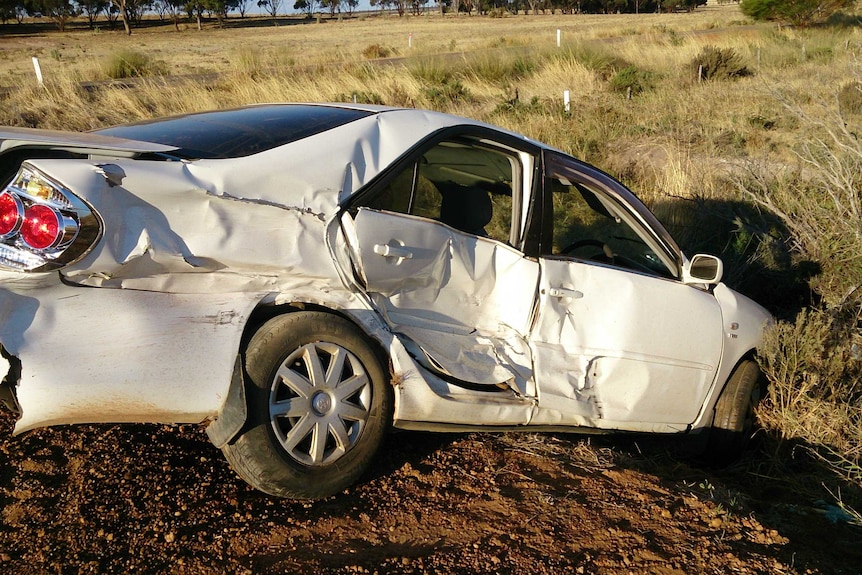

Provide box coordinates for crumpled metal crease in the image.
[352,208,539,387]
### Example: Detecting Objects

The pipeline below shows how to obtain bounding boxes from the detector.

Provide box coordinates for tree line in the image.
[0,0,708,34]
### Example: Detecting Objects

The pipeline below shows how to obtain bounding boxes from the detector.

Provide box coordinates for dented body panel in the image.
[7,287,262,432]
[0,104,772,450]
[531,257,722,428]
[349,208,539,392]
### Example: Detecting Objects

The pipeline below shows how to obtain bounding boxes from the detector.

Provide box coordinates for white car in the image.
[0,104,771,498]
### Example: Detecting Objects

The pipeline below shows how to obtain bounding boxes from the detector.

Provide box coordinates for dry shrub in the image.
[690,45,751,81]
[739,108,862,306]
[103,50,165,80]
[757,308,862,487]
[361,44,393,59]
[838,81,862,117]
[744,92,862,505]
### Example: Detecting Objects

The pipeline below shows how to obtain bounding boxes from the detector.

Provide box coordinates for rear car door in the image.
[342,131,541,396]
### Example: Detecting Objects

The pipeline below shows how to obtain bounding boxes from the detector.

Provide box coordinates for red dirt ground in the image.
[1,410,860,574]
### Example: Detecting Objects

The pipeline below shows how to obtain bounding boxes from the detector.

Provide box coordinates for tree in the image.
[740,0,853,25]
[293,0,316,16]
[78,0,108,27]
[369,0,386,11]
[343,0,357,15]
[35,0,77,30]
[185,0,205,28]
[110,0,133,34]
[104,2,120,26]
[321,0,340,16]
[235,0,250,16]
[257,0,281,16]
[0,0,24,22]
[155,0,183,29]
[202,0,231,25]
[125,0,152,23]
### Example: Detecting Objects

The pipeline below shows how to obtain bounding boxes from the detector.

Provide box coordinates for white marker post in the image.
[32,57,43,86]
[557,29,561,48]
[564,90,570,113]
[409,33,413,49]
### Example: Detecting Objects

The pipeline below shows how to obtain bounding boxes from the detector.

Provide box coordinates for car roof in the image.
[93,103,385,160]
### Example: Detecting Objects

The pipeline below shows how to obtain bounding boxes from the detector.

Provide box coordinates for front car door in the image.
[342,129,542,397]
[530,152,724,429]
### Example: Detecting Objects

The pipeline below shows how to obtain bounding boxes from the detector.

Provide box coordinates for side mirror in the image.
[682,254,723,285]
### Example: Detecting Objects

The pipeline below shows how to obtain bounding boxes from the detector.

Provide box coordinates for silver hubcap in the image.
[269,342,372,466]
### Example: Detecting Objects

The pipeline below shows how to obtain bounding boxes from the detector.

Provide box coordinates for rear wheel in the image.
[222,311,391,499]
[707,359,763,465]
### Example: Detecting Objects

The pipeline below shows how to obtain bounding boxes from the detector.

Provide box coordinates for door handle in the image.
[373,244,413,259]
[547,287,583,299]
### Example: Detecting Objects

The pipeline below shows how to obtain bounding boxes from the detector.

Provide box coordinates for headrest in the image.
[439,183,493,236]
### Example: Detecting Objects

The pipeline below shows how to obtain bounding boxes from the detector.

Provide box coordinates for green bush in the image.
[741,109,862,305]
[423,78,472,107]
[492,93,544,117]
[103,50,164,79]
[690,46,750,82]
[741,0,856,27]
[408,56,457,85]
[609,65,655,96]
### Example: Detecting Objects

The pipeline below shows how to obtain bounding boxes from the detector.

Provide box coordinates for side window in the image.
[364,165,414,214]
[548,173,675,278]
[360,137,518,245]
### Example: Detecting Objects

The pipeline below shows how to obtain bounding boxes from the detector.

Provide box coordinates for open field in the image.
[1,5,861,573]
[0,7,750,83]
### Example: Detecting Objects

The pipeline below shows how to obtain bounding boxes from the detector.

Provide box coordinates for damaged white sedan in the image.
[0,104,771,498]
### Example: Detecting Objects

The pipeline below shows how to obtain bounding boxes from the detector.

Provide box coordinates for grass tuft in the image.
[103,50,165,80]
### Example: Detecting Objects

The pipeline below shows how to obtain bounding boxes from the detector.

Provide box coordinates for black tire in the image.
[222,311,392,499]
[707,359,763,465]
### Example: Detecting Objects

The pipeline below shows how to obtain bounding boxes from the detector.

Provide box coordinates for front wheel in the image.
[222,311,392,499]
[707,359,763,465]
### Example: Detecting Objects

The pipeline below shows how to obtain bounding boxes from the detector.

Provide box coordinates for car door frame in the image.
[339,125,546,396]
[528,150,725,429]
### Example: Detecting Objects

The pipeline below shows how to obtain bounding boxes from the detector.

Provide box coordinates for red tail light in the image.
[21,204,61,250]
[0,192,23,237]
[0,164,101,272]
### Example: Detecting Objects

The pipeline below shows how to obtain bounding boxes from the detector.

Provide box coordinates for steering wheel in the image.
[561,239,614,262]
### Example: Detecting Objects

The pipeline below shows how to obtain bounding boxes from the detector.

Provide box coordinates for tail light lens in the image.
[0,192,23,237]
[21,204,62,250]
[0,164,102,272]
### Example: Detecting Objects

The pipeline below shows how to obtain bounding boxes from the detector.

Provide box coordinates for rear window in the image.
[94,105,375,160]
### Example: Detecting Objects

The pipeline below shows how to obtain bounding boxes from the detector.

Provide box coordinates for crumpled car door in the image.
[530,153,724,426]
[533,258,723,425]
[345,208,540,395]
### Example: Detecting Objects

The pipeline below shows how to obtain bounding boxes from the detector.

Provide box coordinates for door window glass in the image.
[361,137,519,245]
[548,172,675,278]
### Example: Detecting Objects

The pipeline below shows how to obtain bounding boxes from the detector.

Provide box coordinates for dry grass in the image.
[0,8,747,85]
